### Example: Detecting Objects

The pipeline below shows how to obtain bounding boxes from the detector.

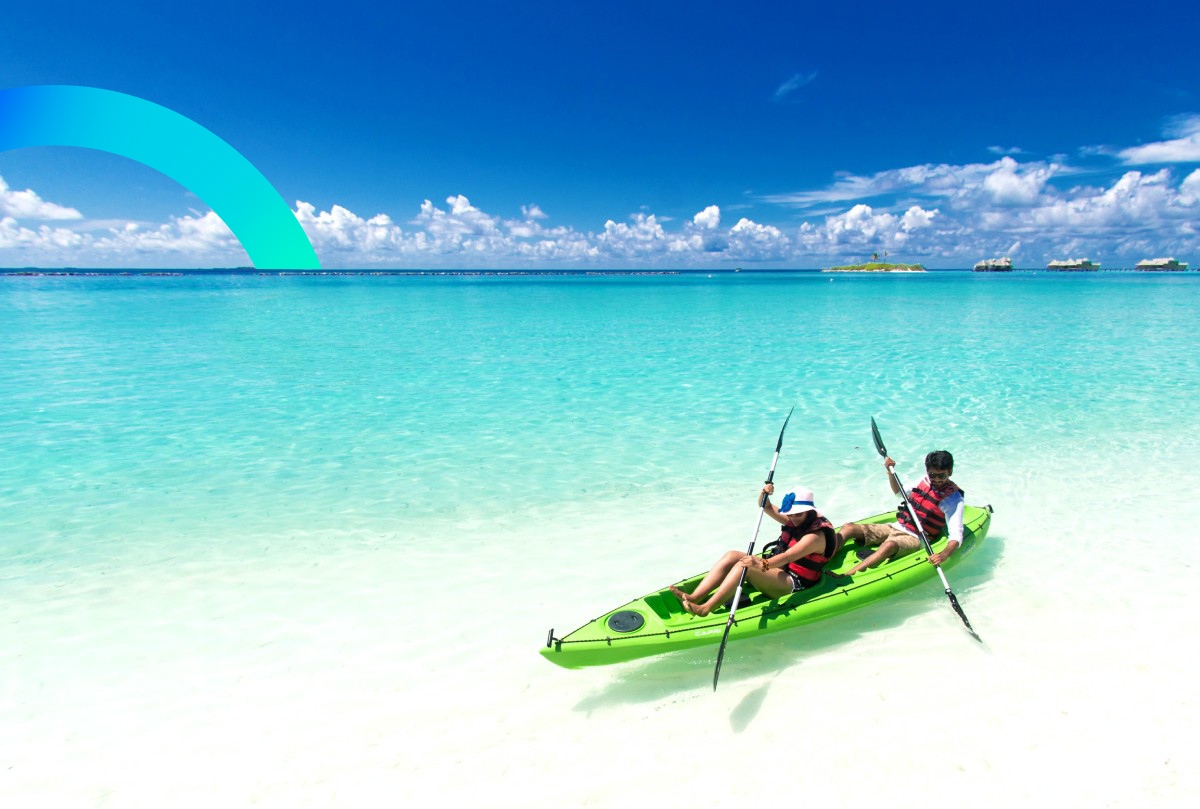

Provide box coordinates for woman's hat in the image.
[777,485,817,515]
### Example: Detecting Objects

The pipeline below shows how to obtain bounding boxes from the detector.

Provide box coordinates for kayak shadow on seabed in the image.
[570,531,1006,726]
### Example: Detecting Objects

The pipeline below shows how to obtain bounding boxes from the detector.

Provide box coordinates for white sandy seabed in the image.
[4,447,1200,809]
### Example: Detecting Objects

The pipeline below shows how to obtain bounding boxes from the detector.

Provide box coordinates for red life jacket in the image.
[767,511,838,585]
[896,478,963,539]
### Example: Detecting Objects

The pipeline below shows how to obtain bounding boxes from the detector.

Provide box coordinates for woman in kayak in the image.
[669,483,842,617]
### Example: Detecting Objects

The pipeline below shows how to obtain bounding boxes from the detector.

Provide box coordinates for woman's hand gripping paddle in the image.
[870,417,981,642]
[712,407,794,691]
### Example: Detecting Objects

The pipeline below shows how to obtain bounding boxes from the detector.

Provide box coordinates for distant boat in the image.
[1135,257,1188,271]
[1047,258,1100,271]
[973,257,1013,272]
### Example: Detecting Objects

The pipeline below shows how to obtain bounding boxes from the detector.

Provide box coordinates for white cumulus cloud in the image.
[796,203,940,252]
[598,213,677,256]
[0,217,86,250]
[1180,168,1200,198]
[692,205,721,230]
[981,157,1056,205]
[0,207,246,267]
[1119,115,1200,164]
[0,177,83,220]
[295,202,405,257]
[727,218,791,260]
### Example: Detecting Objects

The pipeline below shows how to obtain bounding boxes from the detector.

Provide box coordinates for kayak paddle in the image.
[870,417,981,642]
[712,406,794,691]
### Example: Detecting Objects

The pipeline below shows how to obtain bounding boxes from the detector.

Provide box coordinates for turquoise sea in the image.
[3,271,1199,807]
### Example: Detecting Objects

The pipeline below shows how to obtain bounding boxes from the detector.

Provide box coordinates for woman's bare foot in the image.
[668,585,693,605]
[669,585,717,617]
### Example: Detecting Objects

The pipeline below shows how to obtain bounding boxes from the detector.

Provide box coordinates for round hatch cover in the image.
[607,610,645,633]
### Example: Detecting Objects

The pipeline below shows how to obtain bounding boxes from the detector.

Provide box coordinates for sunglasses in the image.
[928,470,952,481]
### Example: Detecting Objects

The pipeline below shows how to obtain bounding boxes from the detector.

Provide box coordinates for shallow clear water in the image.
[2,271,1198,806]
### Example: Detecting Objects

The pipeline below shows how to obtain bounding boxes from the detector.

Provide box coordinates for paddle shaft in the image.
[713,408,792,690]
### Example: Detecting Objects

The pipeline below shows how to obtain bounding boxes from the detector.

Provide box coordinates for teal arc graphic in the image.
[0,85,319,269]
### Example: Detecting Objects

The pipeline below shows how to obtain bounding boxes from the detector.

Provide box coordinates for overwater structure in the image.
[1135,257,1188,271]
[973,257,1013,272]
[1047,258,1100,271]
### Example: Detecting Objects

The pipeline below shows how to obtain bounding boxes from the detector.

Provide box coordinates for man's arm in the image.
[928,492,965,566]
[884,456,901,495]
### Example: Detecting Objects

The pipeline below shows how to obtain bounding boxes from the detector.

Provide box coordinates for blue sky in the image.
[2,0,1199,268]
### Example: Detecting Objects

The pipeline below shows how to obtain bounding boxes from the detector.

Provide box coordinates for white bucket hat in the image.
[777,485,817,515]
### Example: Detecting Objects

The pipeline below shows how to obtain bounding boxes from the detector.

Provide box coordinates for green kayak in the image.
[540,504,992,668]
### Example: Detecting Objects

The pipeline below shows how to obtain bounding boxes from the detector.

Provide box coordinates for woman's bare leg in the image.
[669,550,742,608]
[687,536,821,616]
[686,563,749,617]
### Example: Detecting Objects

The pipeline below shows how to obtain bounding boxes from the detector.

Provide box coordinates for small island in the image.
[822,262,926,272]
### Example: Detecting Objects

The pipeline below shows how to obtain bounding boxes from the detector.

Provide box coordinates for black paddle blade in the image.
[870,416,887,457]
[946,590,982,643]
[764,407,795,487]
[712,619,735,690]
[775,406,795,453]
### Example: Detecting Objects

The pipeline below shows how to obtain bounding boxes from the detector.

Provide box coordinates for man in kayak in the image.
[669,483,842,617]
[840,450,963,574]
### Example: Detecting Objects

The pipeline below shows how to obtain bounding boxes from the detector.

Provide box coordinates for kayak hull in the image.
[540,504,991,668]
